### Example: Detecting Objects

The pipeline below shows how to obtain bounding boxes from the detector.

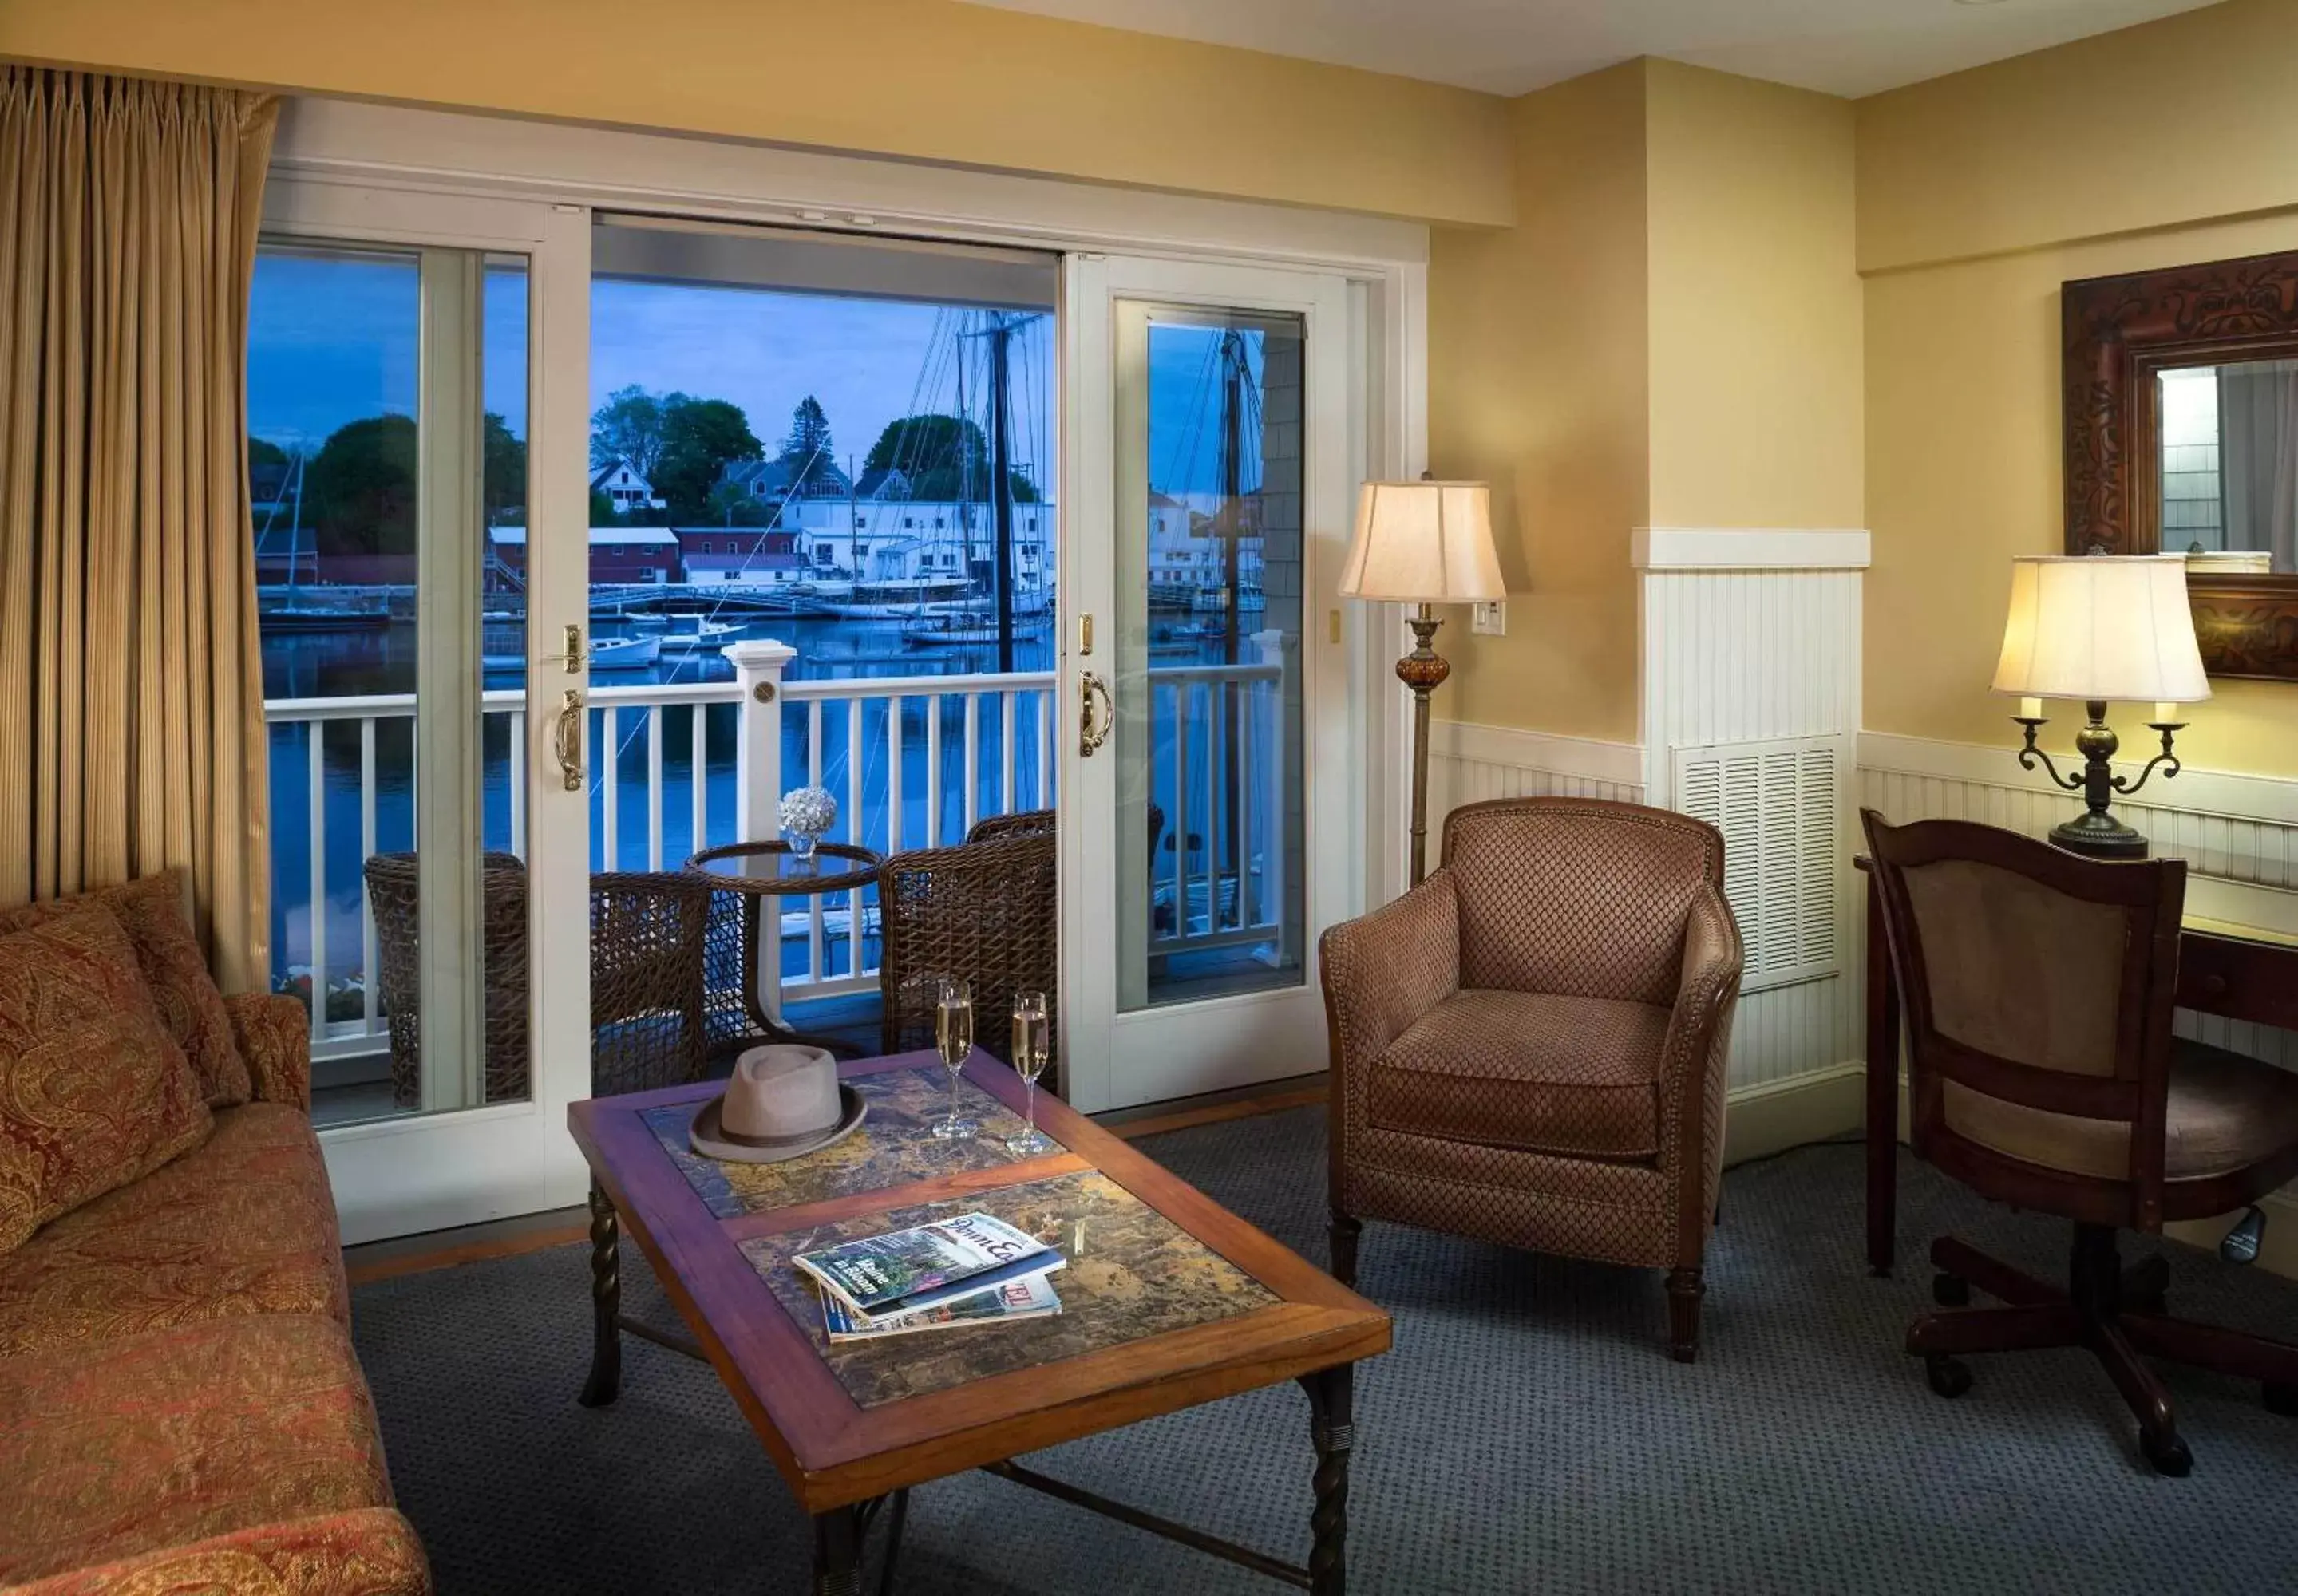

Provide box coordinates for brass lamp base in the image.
[2048,809,2150,860]
[2013,699,2185,863]
[1398,605,1450,887]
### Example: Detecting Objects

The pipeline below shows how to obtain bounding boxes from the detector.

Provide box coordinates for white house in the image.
[779,497,1055,586]
[590,457,665,514]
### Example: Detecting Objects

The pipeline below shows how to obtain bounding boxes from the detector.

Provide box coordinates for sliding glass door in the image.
[255,180,594,1241]
[1060,257,1353,1111]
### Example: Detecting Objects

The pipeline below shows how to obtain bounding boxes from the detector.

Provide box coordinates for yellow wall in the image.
[0,0,1513,227]
[1645,61,1862,531]
[1428,63,1649,741]
[1858,0,2298,779]
[1427,61,1862,740]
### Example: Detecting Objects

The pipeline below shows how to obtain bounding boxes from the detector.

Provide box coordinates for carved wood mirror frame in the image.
[2063,248,2298,681]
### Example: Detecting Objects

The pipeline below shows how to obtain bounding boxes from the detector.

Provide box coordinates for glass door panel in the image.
[249,239,532,1125]
[1060,255,1352,1112]
[1115,308,1306,1011]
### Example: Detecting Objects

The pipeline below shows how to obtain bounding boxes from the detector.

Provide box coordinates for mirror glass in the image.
[2158,361,2298,573]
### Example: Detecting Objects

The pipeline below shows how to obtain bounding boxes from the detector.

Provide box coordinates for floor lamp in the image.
[1339,480,1507,887]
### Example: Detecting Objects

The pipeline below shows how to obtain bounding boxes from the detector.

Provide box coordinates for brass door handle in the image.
[552,689,584,792]
[1079,670,1113,757]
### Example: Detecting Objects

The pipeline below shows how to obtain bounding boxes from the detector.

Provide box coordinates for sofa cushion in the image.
[0,907,212,1257]
[0,1314,395,1586]
[0,1102,346,1356]
[2,1506,431,1596]
[0,871,252,1109]
[1367,988,1670,1159]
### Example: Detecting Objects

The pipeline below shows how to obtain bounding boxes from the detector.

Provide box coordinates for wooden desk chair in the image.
[1861,811,2298,1475]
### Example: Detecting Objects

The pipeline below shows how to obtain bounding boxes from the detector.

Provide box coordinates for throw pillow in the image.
[0,870,251,1108]
[0,905,213,1255]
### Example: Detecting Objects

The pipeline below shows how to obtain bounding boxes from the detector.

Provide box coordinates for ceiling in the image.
[960,0,2222,99]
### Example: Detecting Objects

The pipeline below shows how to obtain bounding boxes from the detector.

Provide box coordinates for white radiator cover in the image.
[1674,735,1848,994]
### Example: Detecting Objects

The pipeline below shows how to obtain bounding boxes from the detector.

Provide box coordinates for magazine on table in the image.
[793,1211,1066,1326]
[820,1272,1063,1341]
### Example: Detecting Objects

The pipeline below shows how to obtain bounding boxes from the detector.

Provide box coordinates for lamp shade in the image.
[1339,480,1505,604]
[1991,555,2210,705]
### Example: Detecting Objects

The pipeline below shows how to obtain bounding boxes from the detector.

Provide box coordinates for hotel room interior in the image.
[7,0,2298,1591]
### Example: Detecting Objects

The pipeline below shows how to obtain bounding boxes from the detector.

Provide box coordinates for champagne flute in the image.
[930,978,979,1140]
[1007,990,1053,1156]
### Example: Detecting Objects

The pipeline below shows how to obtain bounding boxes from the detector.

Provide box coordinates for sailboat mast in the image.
[991,314,1016,674]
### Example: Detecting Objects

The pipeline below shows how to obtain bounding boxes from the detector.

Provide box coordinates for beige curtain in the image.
[0,69,279,991]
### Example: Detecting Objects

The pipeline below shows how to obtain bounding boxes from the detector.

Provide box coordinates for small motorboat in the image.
[589,634,663,671]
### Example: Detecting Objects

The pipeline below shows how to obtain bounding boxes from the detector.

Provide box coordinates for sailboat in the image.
[258,452,391,631]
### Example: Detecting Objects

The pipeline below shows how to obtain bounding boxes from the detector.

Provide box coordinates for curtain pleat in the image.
[0,68,278,991]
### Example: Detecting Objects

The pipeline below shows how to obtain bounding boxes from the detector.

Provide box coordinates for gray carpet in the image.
[351,1109,2298,1594]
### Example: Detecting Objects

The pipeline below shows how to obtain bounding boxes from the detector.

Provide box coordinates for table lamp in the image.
[1340,480,1506,885]
[1991,553,2210,859]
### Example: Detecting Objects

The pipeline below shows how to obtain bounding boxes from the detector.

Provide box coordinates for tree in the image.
[655,395,763,519]
[588,486,620,526]
[777,395,837,495]
[483,411,526,526]
[864,413,1038,502]
[589,385,667,480]
[305,413,417,557]
[864,413,981,501]
[247,436,291,471]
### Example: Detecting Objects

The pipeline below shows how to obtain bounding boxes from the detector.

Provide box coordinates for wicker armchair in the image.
[967,804,1165,870]
[1320,797,1743,1361]
[363,854,713,1107]
[877,831,1059,1086]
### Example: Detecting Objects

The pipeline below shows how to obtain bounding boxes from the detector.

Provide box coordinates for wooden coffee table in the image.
[567,1049,1390,1595]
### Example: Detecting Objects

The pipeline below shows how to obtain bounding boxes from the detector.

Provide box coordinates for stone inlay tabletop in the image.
[642,1066,1030,1219]
[742,1170,1280,1408]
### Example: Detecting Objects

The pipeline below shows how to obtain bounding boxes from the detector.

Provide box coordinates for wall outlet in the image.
[1471,601,1507,637]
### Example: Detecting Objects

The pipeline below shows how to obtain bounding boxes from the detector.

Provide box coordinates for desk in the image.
[1857,858,2298,1276]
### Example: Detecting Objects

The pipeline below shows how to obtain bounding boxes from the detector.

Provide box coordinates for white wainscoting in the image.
[1639,534,1869,1095]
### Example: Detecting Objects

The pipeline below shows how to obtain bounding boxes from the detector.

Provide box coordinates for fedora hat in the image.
[690,1045,866,1164]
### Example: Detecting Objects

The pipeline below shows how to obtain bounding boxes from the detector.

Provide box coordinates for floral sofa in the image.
[0,874,428,1595]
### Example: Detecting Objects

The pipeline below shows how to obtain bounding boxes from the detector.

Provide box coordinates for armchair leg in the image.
[1328,1211,1363,1288]
[1666,1266,1705,1363]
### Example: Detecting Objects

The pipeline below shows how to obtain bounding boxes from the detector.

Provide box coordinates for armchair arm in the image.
[223,991,313,1112]
[1319,870,1460,1089]
[1657,885,1742,1251]
[2,1507,431,1596]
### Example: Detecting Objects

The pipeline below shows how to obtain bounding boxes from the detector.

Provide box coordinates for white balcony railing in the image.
[263,635,1289,1060]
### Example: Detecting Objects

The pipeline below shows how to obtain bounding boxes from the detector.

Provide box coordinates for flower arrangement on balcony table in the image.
[779,785,839,859]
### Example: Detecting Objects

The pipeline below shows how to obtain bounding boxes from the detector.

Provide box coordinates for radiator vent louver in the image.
[1673,736,1843,993]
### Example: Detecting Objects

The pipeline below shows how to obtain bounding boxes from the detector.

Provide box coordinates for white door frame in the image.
[263,99,1424,1156]
[259,177,595,1242]
[267,98,1424,933]
[1060,255,1358,1113]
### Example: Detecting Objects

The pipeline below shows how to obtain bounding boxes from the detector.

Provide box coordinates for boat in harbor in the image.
[900,610,1052,648]
[590,634,663,670]
[657,615,742,653]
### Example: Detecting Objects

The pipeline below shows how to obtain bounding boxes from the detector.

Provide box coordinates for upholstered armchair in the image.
[1321,797,1743,1360]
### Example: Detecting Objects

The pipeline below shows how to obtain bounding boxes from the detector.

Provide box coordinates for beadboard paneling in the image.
[1641,560,1865,1092]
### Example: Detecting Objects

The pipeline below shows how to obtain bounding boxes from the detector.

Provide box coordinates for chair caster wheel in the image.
[1924,1355,1972,1398]
[1931,1273,1971,1308]
[2265,1382,2298,1417]
[2141,1431,2193,1478]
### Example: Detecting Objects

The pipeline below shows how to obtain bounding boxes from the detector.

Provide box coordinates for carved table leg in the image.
[1301,1364,1355,1596]
[813,1504,863,1596]
[579,1182,622,1408]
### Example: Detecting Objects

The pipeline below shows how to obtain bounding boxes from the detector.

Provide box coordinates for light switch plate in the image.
[1471,601,1507,636]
